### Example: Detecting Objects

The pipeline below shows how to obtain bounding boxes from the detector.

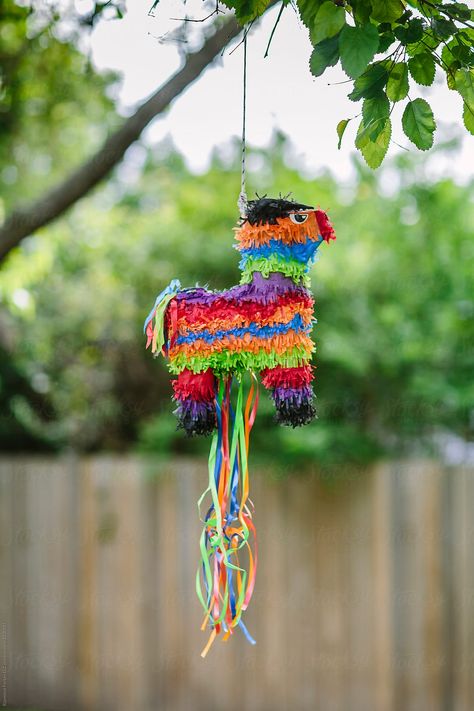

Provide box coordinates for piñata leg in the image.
[172,368,217,436]
[197,374,259,656]
[261,365,316,427]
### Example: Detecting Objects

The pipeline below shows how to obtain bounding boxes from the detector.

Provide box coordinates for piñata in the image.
[144,196,335,655]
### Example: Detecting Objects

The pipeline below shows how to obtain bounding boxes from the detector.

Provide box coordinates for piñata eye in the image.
[289,212,308,224]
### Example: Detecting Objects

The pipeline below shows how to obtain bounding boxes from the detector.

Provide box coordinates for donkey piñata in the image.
[144,196,335,654]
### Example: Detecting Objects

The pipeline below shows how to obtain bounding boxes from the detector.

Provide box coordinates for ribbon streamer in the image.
[196,372,259,656]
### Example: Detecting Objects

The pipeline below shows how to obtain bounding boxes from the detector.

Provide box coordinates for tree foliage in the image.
[1,135,473,466]
[0,0,120,209]
[154,0,474,167]
[0,2,472,469]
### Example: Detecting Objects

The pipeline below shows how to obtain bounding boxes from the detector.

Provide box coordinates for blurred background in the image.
[0,1,473,710]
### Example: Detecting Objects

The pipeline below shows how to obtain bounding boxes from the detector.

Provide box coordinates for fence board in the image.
[0,456,473,711]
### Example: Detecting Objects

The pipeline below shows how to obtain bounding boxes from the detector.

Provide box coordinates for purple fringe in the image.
[176,272,309,306]
[271,385,316,427]
[272,386,313,406]
[175,398,214,418]
[174,397,216,437]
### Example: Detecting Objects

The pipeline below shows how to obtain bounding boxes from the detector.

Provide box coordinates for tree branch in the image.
[0,16,242,263]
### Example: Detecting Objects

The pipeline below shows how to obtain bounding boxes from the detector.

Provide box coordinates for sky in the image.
[87,0,473,182]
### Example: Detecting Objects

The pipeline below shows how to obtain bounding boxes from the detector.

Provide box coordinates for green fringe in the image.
[240,256,311,288]
[168,345,314,375]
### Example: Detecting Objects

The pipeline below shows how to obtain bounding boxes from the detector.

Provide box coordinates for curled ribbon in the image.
[196,372,259,657]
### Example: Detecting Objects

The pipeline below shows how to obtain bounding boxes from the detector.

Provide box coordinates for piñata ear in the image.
[315,209,336,243]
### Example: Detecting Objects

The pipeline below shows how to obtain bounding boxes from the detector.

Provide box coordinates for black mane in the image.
[244,196,313,226]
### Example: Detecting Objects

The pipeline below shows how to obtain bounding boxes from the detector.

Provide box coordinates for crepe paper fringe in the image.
[196,375,259,657]
[173,369,217,436]
[175,272,305,305]
[271,385,317,427]
[261,364,314,389]
[175,312,310,347]
[315,209,337,244]
[172,368,216,401]
[144,279,181,355]
[239,256,313,287]
[178,303,314,338]
[168,340,315,375]
[175,398,216,437]
[175,292,314,335]
[235,211,320,248]
[261,366,316,427]
[237,236,322,266]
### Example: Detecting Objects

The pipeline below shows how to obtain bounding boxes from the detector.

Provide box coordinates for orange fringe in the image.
[235,212,320,249]
[169,332,315,360]
[177,305,314,337]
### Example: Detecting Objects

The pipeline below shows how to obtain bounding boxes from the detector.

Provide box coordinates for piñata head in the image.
[236,196,336,287]
[144,195,336,653]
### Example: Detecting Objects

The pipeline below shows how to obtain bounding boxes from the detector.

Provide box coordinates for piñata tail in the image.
[144,196,336,655]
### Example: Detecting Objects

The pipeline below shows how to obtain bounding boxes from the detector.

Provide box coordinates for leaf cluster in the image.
[304,0,474,167]
[214,0,474,167]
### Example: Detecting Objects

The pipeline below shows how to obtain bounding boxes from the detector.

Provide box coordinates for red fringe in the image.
[260,365,314,389]
[172,292,314,330]
[173,368,216,401]
[315,210,336,243]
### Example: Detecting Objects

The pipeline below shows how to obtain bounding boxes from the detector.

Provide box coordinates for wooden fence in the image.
[1,456,473,711]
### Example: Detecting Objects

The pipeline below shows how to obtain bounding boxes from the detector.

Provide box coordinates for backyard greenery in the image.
[0,0,472,468]
[1,135,473,465]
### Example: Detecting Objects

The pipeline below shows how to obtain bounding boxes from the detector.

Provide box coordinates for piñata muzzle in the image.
[144,196,336,655]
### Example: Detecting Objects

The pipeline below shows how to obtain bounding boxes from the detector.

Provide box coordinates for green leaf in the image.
[402,98,436,150]
[456,70,474,132]
[394,18,424,44]
[311,1,346,44]
[337,119,350,149]
[309,34,340,77]
[451,44,473,65]
[340,23,380,79]
[446,66,460,90]
[351,0,372,24]
[348,63,389,101]
[371,0,405,23]
[386,62,409,101]
[378,31,396,53]
[441,40,457,68]
[297,0,325,30]
[362,91,390,138]
[396,9,412,25]
[431,17,457,40]
[221,0,271,22]
[443,3,471,21]
[408,53,436,86]
[356,117,392,168]
[407,29,439,56]
[455,68,474,104]
[463,102,474,134]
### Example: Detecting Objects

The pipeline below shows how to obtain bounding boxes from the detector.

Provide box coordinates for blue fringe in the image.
[175,313,310,346]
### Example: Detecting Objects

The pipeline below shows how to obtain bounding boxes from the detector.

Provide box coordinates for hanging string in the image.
[237,29,248,218]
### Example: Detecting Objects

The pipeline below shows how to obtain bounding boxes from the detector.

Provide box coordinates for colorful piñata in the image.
[144,196,335,655]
